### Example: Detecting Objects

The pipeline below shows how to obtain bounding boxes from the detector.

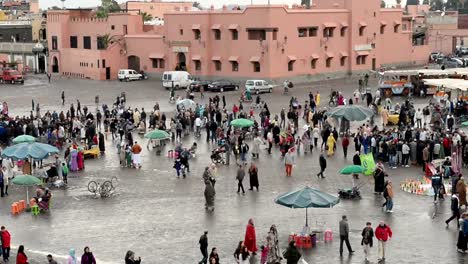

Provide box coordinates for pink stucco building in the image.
[47,0,430,81]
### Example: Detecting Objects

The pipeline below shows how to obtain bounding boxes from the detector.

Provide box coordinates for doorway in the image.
[52,56,59,73]
[38,56,45,73]
[127,55,140,72]
[372,58,376,71]
[106,67,111,80]
[176,52,186,71]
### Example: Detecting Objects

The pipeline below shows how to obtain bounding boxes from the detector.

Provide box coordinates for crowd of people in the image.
[2,72,468,263]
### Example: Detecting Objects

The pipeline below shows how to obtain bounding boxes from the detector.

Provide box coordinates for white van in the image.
[118,69,143,81]
[162,71,193,90]
[245,80,273,94]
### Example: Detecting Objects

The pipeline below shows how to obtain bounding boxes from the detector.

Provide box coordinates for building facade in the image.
[47,0,431,81]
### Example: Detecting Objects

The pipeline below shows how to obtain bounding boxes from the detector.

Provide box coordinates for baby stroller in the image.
[210,146,226,164]
[338,182,364,200]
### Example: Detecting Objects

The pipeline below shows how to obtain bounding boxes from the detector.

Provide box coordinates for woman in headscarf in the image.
[81,246,96,264]
[267,225,281,263]
[203,167,215,211]
[98,132,105,152]
[244,218,258,254]
[248,163,259,191]
[125,250,141,264]
[67,248,77,264]
[457,177,467,210]
[16,245,28,264]
[374,161,386,195]
[326,133,336,156]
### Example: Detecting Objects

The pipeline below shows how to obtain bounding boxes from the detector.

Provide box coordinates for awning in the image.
[211,56,221,61]
[340,52,348,57]
[326,52,334,58]
[192,24,201,30]
[228,56,239,61]
[211,24,221,30]
[394,20,401,25]
[380,21,387,26]
[323,22,337,28]
[359,21,367,27]
[192,55,201,61]
[149,53,164,59]
[356,50,370,56]
[287,55,297,61]
[249,56,260,62]
[311,54,320,59]
[340,22,348,27]
[228,24,239,30]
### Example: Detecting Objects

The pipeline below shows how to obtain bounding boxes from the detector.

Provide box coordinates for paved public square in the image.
[0,74,465,264]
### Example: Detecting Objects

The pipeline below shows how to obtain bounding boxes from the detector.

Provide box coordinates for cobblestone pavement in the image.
[0,74,465,264]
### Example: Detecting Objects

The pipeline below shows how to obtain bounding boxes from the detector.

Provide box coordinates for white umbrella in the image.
[176,99,196,110]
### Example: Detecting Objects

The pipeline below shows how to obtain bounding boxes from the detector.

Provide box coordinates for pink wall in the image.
[47,0,432,81]
[125,35,165,73]
[126,1,193,19]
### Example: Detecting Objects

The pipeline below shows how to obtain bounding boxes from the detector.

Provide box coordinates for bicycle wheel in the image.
[88,181,98,193]
[102,181,113,193]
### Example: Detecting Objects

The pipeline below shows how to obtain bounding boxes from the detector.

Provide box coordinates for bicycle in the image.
[88,176,118,198]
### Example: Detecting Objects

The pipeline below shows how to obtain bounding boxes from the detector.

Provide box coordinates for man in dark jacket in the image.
[361,222,374,262]
[198,231,208,264]
[317,154,327,179]
[446,194,460,228]
[339,215,354,256]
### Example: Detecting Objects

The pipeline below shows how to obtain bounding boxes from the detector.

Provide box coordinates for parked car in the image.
[162,71,193,90]
[245,80,273,94]
[190,80,211,92]
[0,69,24,84]
[118,69,143,81]
[207,80,239,92]
[440,58,463,69]
[429,52,444,63]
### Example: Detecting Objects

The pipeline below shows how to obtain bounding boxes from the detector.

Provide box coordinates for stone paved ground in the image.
[0,74,465,263]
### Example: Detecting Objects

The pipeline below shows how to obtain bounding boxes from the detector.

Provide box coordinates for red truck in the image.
[0,69,24,84]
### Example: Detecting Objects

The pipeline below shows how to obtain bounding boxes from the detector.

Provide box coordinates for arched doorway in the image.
[176,52,186,71]
[52,56,59,73]
[128,55,140,72]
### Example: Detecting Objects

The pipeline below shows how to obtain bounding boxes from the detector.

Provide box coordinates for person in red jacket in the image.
[1,226,11,262]
[16,245,28,264]
[244,218,258,254]
[375,221,392,262]
[342,134,350,158]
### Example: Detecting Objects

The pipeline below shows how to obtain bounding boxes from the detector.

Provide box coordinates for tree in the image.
[407,0,419,5]
[381,0,386,7]
[430,0,444,10]
[192,1,201,9]
[49,6,61,10]
[96,0,121,18]
[423,0,429,4]
[445,0,460,10]
[141,12,153,22]
[396,0,402,4]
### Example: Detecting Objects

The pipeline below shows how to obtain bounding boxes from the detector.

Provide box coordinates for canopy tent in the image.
[423,78,468,92]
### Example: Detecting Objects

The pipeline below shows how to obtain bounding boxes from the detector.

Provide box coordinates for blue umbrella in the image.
[2,142,59,160]
[275,186,340,226]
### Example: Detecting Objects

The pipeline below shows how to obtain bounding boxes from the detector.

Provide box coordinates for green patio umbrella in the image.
[326,105,374,121]
[12,174,42,207]
[2,142,59,160]
[230,118,254,128]
[340,165,365,175]
[12,135,36,144]
[144,129,170,140]
[275,186,340,226]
